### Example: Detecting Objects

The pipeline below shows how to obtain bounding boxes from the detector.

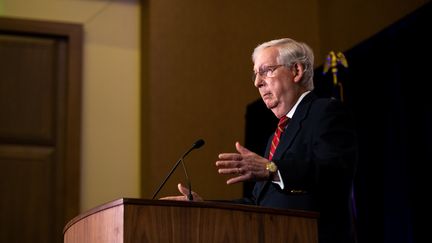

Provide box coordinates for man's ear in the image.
[292,63,304,83]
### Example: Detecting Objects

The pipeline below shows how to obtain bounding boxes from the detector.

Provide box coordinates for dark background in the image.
[244,3,430,243]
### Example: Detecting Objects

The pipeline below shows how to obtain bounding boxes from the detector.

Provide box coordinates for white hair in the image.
[252,38,315,90]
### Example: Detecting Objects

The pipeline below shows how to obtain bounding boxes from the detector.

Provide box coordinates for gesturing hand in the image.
[216,142,271,184]
[159,183,203,201]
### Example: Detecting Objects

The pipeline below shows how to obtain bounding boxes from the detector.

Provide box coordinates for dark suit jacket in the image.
[241,92,358,243]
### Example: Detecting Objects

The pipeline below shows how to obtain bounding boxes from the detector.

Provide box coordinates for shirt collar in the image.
[286,91,311,119]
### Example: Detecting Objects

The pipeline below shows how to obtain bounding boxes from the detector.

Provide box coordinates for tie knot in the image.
[278,116,289,129]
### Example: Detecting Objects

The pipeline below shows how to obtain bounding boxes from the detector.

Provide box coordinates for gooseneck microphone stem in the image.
[151,139,205,200]
[150,158,184,200]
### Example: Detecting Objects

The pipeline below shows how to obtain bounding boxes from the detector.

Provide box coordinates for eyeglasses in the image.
[252,64,286,81]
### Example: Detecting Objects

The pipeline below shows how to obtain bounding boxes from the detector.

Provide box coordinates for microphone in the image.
[151,139,205,200]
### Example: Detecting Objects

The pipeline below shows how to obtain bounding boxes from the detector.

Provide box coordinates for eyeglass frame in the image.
[252,64,290,82]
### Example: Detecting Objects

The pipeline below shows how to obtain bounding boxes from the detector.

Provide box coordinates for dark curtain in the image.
[244,2,431,243]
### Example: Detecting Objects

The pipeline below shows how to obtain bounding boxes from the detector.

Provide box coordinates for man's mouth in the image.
[262,92,272,99]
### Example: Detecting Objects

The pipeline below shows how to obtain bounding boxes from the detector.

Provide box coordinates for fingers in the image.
[218,167,243,174]
[216,142,270,184]
[215,160,243,169]
[217,142,250,161]
[216,153,243,169]
[235,141,250,154]
[177,183,189,196]
[191,191,203,201]
[218,165,252,185]
[216,152,244,169]
[218,152,242,161]
[177,183,204,202]
[227,174,250,184]
[216,143,249,180]
[159,196,188,201]
[158,183,189,201]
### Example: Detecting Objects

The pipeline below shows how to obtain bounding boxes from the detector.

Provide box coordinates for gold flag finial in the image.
[323,51,348,101]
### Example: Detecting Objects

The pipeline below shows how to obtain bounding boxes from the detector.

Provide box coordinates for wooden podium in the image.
[63,198,318,243]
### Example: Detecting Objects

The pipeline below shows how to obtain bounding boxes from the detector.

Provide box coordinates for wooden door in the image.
[0,17,82,243]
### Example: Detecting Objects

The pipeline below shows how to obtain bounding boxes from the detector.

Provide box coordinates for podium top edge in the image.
[63,197,319,234]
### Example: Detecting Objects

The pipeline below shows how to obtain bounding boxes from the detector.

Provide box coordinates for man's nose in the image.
[254,75,264,88]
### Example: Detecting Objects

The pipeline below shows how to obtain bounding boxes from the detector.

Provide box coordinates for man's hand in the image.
[216,142,271,184]
[159,183,203,201]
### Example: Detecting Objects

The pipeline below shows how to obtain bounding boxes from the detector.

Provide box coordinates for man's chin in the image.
[264,102,276,110]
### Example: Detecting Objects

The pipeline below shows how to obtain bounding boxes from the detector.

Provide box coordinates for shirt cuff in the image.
[272,170,285,189]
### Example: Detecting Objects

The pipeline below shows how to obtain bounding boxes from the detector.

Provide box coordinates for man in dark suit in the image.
[168,38,358,243]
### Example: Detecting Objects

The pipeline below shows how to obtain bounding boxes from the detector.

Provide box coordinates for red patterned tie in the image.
[268,116,289,161]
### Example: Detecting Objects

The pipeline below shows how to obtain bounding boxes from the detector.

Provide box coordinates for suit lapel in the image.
[272,92,315,161]
[256,92,316,203]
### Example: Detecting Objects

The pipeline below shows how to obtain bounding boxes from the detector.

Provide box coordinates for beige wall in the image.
[143,0,428,200]
[0,0,141,212]
[144,0,321,200]
[1,0,427,211]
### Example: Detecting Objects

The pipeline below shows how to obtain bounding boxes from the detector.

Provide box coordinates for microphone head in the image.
[193,139,205,149]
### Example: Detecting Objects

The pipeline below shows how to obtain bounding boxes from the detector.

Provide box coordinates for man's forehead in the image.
[254,47,279,68]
